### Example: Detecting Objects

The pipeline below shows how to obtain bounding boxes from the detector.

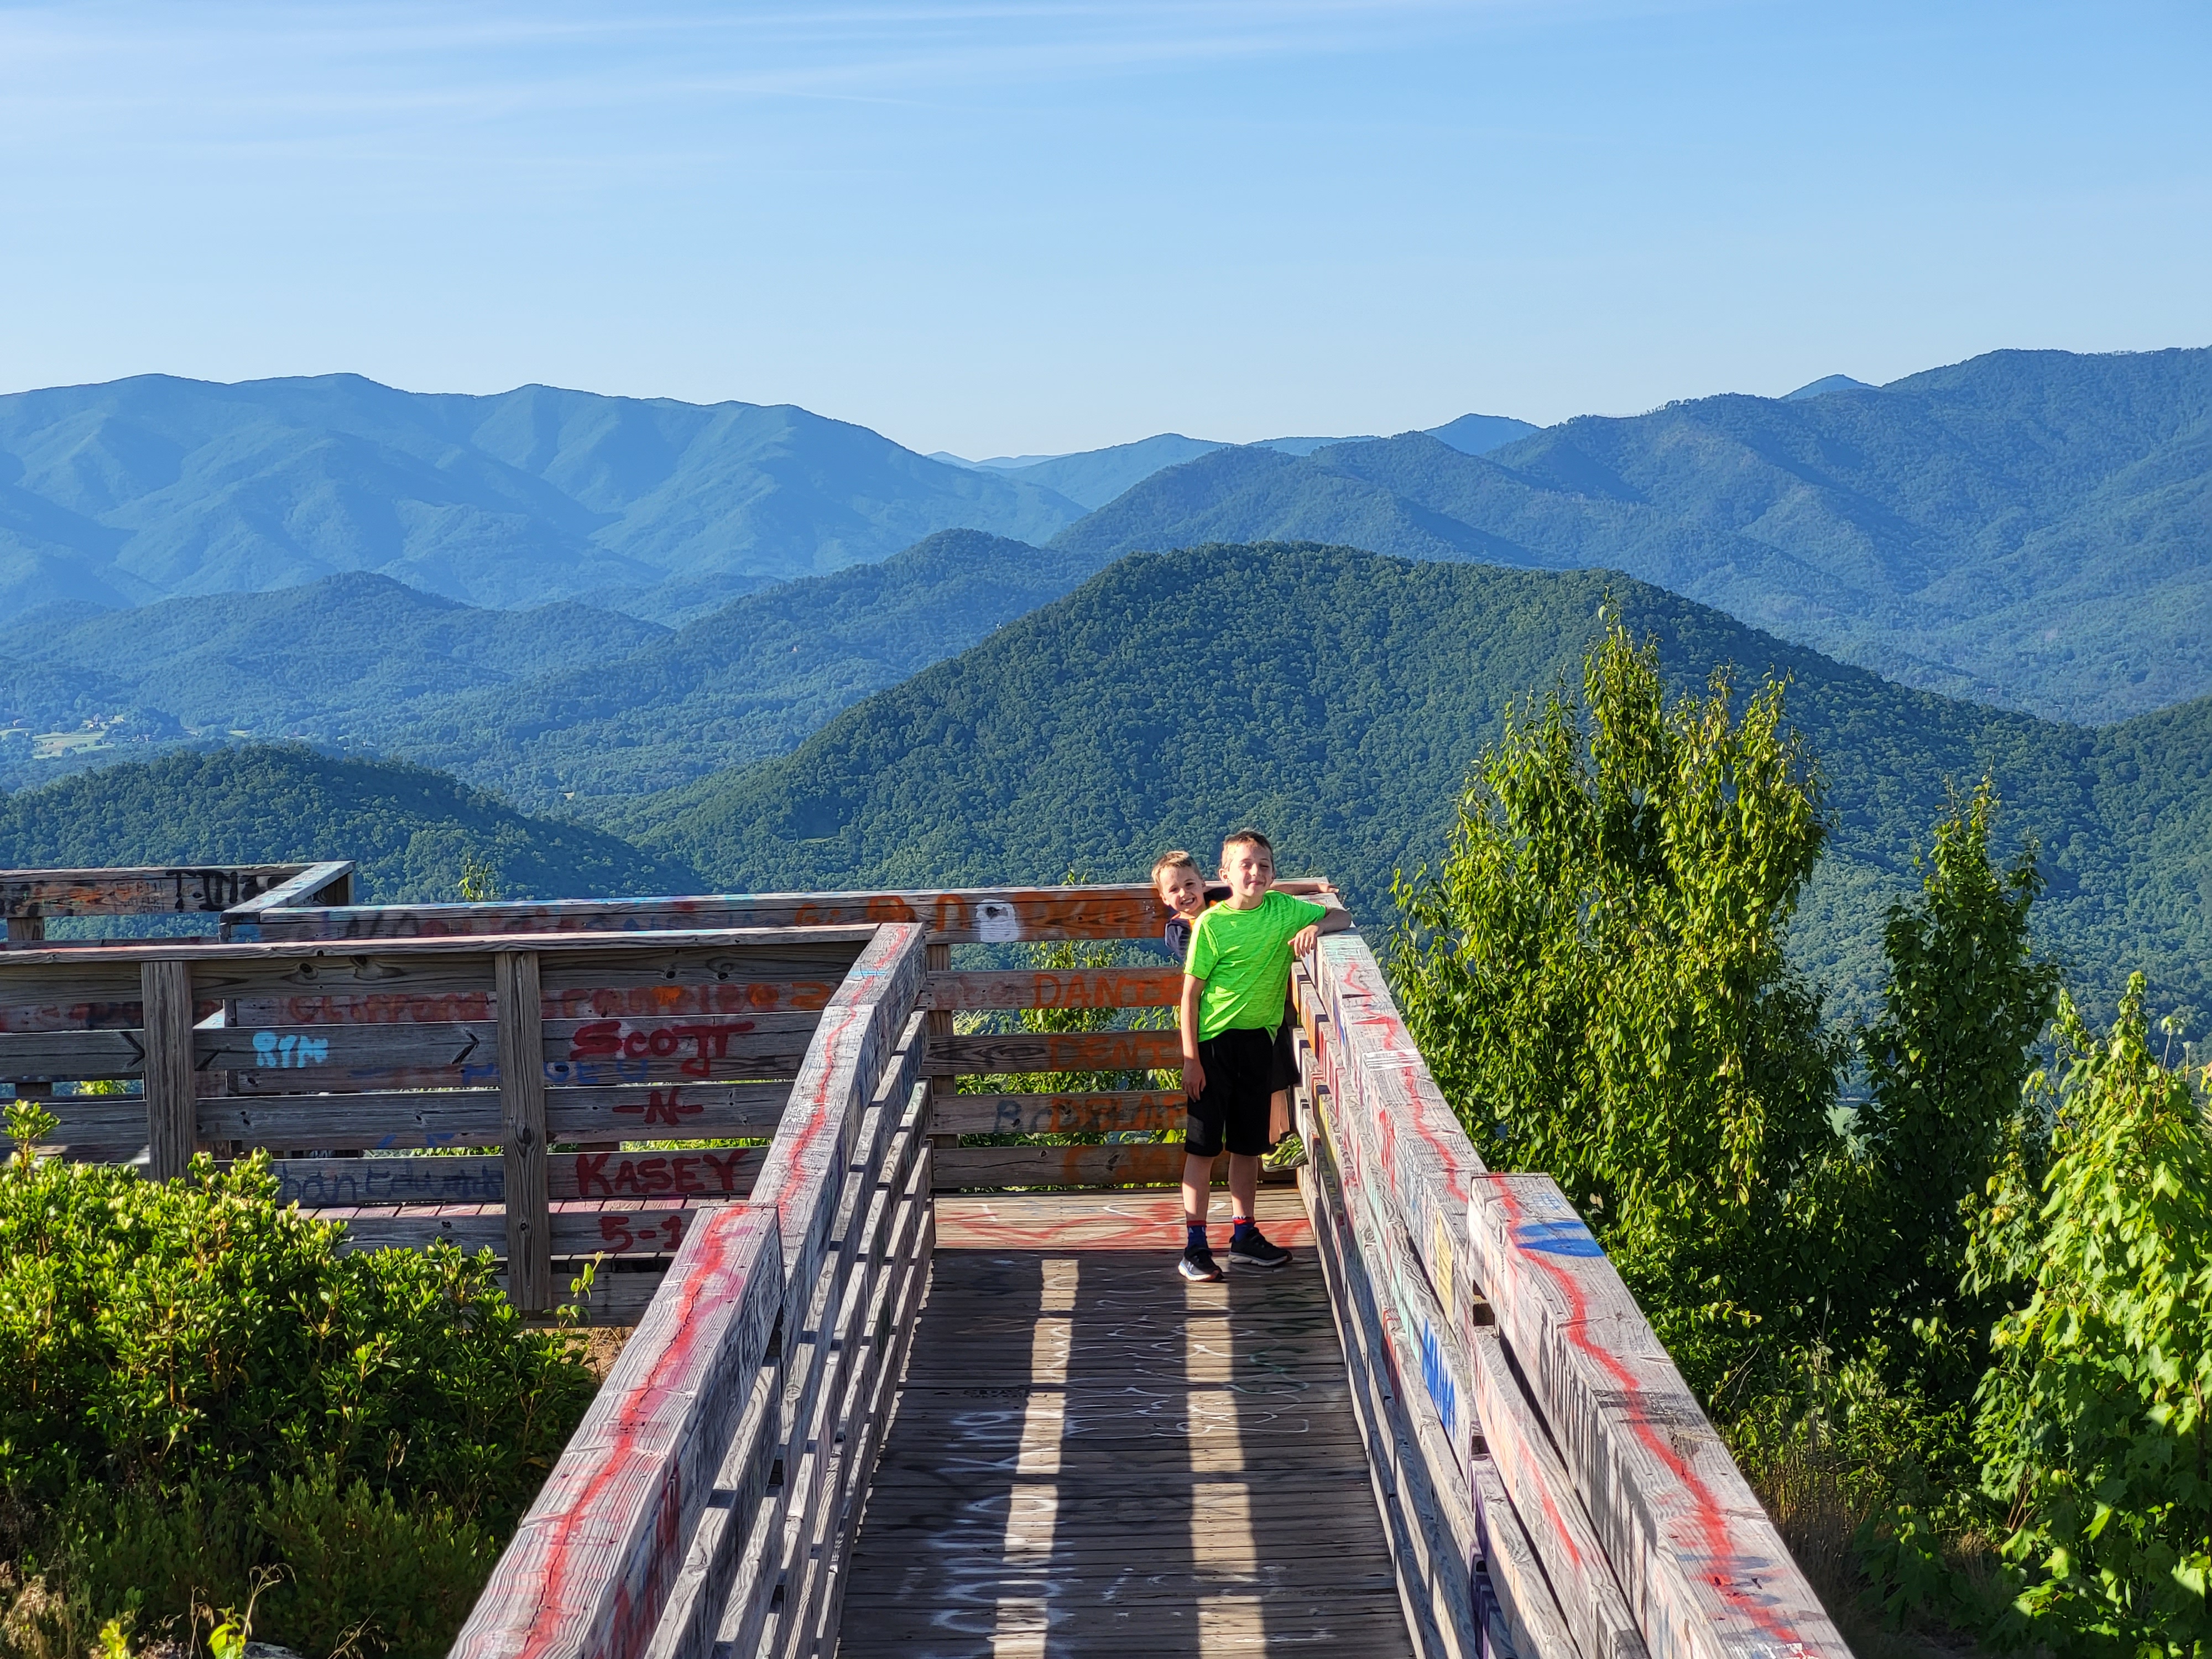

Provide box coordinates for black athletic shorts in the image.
[1186,1026,1278,1159]
[1270,1001,1297,1093]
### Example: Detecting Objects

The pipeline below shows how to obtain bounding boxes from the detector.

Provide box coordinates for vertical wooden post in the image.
[141,959,197,1180]
[497,951,554,1313]
[925,942,956,1150]
[6,918,53,1115]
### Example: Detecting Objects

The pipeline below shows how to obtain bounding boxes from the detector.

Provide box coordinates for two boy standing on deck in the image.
[1152,831,1352,1282]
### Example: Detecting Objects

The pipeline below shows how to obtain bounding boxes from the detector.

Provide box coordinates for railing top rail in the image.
[225,877,1334,944]
[0,923,880,971]
[1,861,351,920]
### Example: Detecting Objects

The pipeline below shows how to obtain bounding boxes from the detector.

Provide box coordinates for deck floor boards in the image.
[835,1191,1415,1658]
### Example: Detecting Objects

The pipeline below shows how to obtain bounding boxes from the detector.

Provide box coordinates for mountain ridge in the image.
[1042,347,2212,722]
[0,373,1088,621]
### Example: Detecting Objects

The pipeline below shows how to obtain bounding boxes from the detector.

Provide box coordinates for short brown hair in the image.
[1221,828,1274,856]
[1150,849,1199,888]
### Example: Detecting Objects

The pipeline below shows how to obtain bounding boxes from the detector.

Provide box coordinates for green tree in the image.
[1856,780,2059,1385]
[1389,623,1844,1391]
[1961,979,2212,1655]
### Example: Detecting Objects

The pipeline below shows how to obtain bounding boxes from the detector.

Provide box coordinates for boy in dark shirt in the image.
[1167,832,1350,1281]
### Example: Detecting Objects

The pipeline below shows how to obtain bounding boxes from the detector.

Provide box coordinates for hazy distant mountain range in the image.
[930,414,1541,509]
[1049,349,2212,723]
[0,375,1088,621]
[8,349,2206,723]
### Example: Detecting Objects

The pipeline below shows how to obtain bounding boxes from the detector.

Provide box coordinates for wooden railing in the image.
[450,922,930,1659]
[228,879,1328,1195]
[2,860,354,941]
[1294,932,1849,1659]
[0,924,869,1316]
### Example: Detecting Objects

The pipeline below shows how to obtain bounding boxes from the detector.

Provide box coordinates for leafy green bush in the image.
[0,1124,597,1655]
[1961,979,2212,1652]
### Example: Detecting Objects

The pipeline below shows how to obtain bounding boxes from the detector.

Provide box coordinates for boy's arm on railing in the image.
[1178,972,1206,1098]
[1292,896,1354,957]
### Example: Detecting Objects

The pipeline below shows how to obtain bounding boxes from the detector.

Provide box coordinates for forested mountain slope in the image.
[634,541,2212,1025]
[0,746,694,906]
[361,529,1104,804]
[1048,348,2212,723]
[0,374,1085,619]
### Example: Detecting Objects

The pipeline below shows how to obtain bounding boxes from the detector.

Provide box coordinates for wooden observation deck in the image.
[0,867,1849,1659]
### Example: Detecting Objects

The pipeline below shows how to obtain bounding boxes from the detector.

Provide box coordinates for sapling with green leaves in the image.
[1855,779,2060,1392]
[1961,977,2212,1655]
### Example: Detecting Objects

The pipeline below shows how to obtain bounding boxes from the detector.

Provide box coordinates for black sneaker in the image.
[1228,1227,1292,1270]
[1178,1242,1224,1282]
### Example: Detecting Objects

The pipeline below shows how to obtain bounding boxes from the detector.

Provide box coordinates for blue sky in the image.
[2,1,2206,455]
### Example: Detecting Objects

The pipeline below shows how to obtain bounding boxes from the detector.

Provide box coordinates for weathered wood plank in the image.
[1327,1016,1480,1478]
[449,1202,784,1659]
[1465,1173,1850,1659]
[257,1147,766,1208]
[141,961,195,1180]
[215,860,353,916]
[926,1089,1183,1136]
[930,1141,1186,1191]
[191,1082,789,1152]
[195,1018,818,1094]
[923,1029,1180,1076]
[1310,934,1490,1352]
[498,953,553,1312]
[812,1147,932,1655]
[640,1347,782,1659]
[770,1081,925,1659]
[1470,1455,1585,1659]
[239,886,1168,945]
[333,1204,718,1259]
[750,925,927,1287]
[1468,1322,1646,1659]
[0,1027,146,1081]
[0,924,879,969]
[2,864,326,920]
[918,966,1180,1011]
[1305,1114,1452,1659]
[238,880,1329,946]
[834,1211,1410,1659]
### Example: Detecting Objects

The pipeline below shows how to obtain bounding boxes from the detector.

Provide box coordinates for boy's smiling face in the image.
[1219,839,1274,907]
[1156,863,1208,921]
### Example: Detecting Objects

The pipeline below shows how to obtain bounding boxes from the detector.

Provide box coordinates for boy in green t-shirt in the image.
[1176,828,1352,1281]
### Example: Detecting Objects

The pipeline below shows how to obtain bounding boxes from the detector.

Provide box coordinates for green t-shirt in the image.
[1185,890,1328,1041]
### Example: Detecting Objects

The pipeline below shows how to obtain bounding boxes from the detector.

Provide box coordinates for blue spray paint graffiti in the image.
[1420,1316,1459,1437]
[1512,1216,1603,1257]
[251,1030,329,1069]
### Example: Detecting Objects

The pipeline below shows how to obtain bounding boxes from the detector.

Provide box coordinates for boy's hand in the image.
[1181,1055,1206,1100]
[1291,924,1321,956]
